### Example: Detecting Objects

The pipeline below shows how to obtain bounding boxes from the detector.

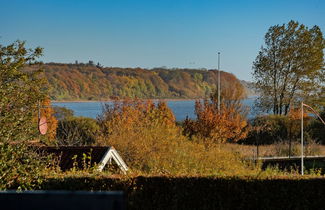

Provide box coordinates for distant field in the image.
[225,143,325,158]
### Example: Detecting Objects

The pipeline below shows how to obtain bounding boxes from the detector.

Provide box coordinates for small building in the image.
[36,146,128,173]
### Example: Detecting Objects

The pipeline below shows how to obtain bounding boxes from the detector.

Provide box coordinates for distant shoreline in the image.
[51,98,200,103]
[52,96,258,103]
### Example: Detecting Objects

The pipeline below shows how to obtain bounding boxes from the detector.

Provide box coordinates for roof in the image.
[35,146,112,171]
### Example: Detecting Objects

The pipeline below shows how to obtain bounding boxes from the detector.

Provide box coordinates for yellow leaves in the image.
[100,99,176,136]
[96,98,253,176]
[98,99,179,164]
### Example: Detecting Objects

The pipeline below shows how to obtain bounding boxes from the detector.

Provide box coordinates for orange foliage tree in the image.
[210,71,247,114]
[287,107,306,139]
[39,98,58,142]
[183,75,248,143]
[287,107,310,156]
[183,99,248,143]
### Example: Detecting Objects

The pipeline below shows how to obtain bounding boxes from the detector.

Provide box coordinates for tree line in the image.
[30,64,248,100]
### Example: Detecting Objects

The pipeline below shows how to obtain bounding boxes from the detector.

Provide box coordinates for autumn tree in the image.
[183,77,248,143]
[98,99,176,137]
[0,40,47,143]
[211,72,247,114]
[253,20,325,115]
[287,107,309,156]
[39,98,58,142]
[183,99,248,144]
[97,99,179,171]
[97,99,252,175]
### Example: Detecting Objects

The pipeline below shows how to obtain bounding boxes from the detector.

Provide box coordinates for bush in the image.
[308,109,325,144]
[97,99,252,176]
[56,117,100,146]
[243,110,311,145]
[0,143,48,190]
[244,115,289,145]
[183,99,248,143]
[53,106,74,121]
[41,176,325,210]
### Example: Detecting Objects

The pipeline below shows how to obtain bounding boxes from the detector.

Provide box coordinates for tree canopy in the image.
[253,20,325,115]
[183,81,248,144]
[38,63,249,100]
[0,40,47,142]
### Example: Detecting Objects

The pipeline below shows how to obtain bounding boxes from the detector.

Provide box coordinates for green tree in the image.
[0,143,48,190]
[253,20,325,115]
[56,116,99,146]
[0,40,46,142]
[53,106,74,120]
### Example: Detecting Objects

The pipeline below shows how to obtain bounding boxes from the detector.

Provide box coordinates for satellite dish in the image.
[38,116,48,135]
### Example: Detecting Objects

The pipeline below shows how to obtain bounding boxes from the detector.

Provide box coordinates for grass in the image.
[225,142,325,158]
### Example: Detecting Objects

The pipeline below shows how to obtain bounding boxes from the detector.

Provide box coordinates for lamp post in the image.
[300,102,325,175]
[301,102,304,175]
[217,52,221,112]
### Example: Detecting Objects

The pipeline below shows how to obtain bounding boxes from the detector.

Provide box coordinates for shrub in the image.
[183,99,248,143]
[0,143,48,190]
[53,106,74,121]
[308,109,325,144]
[97,99,252,176]
[56,117,99,146]
[243,109,310,146]
[244,115,289,145]
[41,176,325,210]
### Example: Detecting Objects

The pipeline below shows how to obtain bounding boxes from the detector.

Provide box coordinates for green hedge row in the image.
[40,176,325,210]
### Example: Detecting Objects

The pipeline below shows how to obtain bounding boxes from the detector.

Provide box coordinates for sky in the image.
[1,0,324,81]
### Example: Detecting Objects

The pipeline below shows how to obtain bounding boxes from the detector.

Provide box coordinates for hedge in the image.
[40,176,325,210]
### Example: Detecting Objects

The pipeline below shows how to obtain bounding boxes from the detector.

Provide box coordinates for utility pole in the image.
[217,52,221,112]
[301,101,304,175]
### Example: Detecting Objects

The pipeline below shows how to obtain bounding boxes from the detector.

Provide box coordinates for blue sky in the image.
[1,0,324,80]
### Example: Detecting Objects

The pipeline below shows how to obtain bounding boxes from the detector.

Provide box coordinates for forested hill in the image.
[37,63,250,101]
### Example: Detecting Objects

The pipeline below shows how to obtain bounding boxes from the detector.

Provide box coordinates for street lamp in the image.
[300,102,325,175]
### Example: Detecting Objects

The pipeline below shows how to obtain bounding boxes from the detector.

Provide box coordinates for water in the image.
[52,97,256,121]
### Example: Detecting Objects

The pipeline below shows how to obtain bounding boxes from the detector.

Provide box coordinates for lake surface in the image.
[53,98,256,121]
